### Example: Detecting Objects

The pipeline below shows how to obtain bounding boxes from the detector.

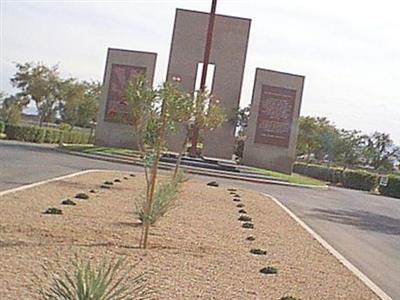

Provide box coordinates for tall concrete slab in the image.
[165,8,251,159]
[95,48,157,148]
[242,68,305,174]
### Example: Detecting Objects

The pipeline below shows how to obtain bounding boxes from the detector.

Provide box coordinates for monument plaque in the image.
[104,64,146,123]
[254,85,296,147]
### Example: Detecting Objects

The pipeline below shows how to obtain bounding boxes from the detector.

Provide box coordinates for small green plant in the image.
[238,215,252,222]
[104,181,114,185]
[43,208,62,215]
[114,179,121,183]
[250,248,267,255]
[100,184,111,189]
[61,199,76,206]
[242,222,254,229]
[35,254,150,300]
[135,177,179,226]
[233,198,241,202]
[246,236,255,241]
[238,209,247,214]
[207,181,219,187]
[280,296,300,300]
[260,266,278,275]
[236,203,245,208]
[227,188,237,192]
[75,192,89,200]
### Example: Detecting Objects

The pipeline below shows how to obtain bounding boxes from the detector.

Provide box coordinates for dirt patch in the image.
[0,171,378,299]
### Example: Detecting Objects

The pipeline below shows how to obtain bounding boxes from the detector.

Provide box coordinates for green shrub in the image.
[4,124,89,144]
[294,162,378,191]
[342,170,378,191]
[379,175,400,199]
[135,177,179,225]
[0,121,4,134]
[35,254,150,300]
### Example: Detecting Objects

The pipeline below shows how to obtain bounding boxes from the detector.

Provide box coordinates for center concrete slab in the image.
[165,9,251,159]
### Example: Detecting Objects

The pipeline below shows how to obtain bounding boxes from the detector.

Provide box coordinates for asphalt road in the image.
[1,140,399,299]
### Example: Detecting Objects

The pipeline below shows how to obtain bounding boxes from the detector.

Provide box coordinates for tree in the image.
[11,62,61,126]
[335,129,364,168]
[362,132,400,171]
[0,92,29,124]
[173,90,225,177]
[59,80,101,128]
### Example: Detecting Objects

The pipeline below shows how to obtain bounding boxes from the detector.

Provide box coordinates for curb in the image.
[55,148,328,190]
[264,193,392,300]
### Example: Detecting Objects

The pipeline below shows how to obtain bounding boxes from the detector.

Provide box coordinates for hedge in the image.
[379,175,400,199]
[341,170,378,191]
[294,162,378,191]
[4,124,90,144]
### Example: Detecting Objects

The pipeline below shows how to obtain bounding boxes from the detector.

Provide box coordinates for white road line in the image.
[0,169,118,197]
[264,193,392,300]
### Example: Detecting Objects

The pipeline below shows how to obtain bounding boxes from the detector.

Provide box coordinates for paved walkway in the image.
[1,140,399,299]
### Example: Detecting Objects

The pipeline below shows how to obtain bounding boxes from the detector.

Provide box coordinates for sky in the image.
[1,0,399,144]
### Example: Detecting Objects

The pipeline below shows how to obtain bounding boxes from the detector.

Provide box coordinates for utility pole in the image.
[189,0,218,157]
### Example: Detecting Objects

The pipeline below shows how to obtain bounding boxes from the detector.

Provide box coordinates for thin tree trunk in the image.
[173,131,189,179]
[142,112,168,249]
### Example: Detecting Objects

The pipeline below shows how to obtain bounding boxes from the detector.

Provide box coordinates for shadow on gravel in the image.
[309,208,400,236]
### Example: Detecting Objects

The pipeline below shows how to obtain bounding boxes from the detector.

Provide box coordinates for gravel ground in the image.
[0,171,378,299]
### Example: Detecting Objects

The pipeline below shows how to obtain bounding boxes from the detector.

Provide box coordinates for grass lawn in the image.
[250,167,325,186]
[62,144,141,157]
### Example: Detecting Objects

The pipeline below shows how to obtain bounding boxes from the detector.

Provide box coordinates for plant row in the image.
[293,162,400,198]
[4,123,91,144]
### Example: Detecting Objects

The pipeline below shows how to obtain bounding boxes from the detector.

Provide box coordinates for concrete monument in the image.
[242,68,305,174]
[95,48,157,148]
[165,8,251,159]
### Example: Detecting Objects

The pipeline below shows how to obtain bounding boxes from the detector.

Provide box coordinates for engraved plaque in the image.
[254,84,296,147]
[105,64,146,123]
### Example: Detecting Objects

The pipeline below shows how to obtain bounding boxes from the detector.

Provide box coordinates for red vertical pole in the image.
[190,0,218,157]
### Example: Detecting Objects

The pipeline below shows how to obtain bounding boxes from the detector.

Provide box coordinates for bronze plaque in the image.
[254,84,296,147]
[105,64,146,122]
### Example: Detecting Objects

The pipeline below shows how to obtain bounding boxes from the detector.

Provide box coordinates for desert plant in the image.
[75,192,89,200]
[250,248,267,255]
[35,254,150,300]
[238,215,252,222]
[135,177,179,226]
[260,266,278,275]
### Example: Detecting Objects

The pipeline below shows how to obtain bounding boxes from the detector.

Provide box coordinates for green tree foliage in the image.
[0,92,29,124]
[362,132,400,171]
[59,80,101,128]
[11,62,61,126]
[296,116,399,171]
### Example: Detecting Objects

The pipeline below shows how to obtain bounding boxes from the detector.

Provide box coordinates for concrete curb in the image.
[264,193,392,300]
[0,169,118,197]
[55,148,328,190]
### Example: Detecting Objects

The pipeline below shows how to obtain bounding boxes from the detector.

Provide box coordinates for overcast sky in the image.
[1,0,399,144]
